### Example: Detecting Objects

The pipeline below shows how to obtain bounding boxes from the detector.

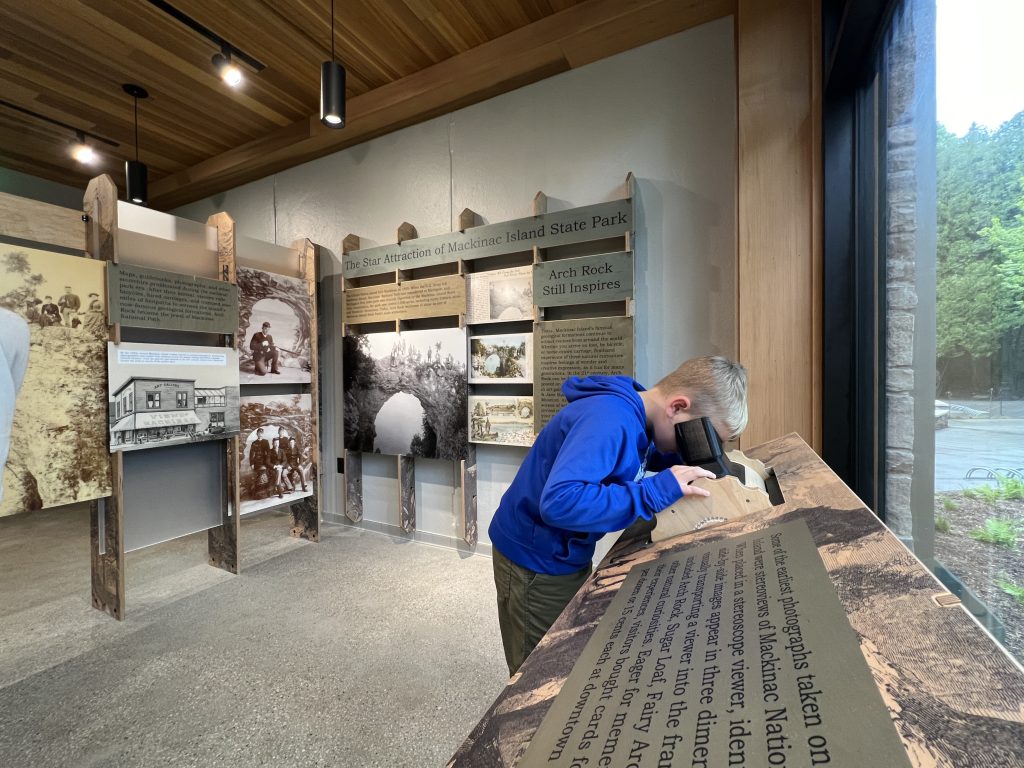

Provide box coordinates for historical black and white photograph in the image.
[344,328,468,461]
[237,266,312,385]
[107,342,240,453]
[469,396,535,447]
[465,265,533,323]
[239,394,314,515]
[0,245,111,516]
[469,333,532,384]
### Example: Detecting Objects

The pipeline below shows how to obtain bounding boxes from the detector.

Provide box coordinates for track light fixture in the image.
[0,99,119,168]
[320,0,346,128]
[212,47,243,87]
[70,132,96,164]
[123,84,149,206]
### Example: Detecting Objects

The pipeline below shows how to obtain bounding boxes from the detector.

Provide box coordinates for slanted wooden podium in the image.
[447,434,1024,767]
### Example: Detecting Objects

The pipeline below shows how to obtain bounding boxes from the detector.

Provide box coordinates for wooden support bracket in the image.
[85,174,124,620]
[399,455,416,533]
[460,444,478,547]
[344,450,363,522]
[397,222,417,244]
[458,208,479,231]
[533,191,547,216]
[342,233,361,255]
[622,171,635,200]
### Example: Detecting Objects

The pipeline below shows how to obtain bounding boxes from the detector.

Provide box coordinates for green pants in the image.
[492,547,592,676]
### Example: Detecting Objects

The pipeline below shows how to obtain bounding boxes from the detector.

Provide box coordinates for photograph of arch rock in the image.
[236,266,312,385]
[343,328,468,461]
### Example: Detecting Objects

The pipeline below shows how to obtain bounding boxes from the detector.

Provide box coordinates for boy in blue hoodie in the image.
[489,355,748,675]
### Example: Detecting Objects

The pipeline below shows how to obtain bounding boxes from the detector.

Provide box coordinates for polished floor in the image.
[0,505,507,767]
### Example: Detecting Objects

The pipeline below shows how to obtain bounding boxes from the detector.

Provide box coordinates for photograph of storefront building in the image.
[109,377,230,450]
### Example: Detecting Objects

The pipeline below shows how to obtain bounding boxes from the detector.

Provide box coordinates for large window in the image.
[146,392,160,409]
[826,0,1024,664]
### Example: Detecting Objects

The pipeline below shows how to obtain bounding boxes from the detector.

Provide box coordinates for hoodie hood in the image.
[561,375,646,422]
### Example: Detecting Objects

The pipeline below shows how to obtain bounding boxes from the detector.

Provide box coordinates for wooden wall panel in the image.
[737,0,822,452]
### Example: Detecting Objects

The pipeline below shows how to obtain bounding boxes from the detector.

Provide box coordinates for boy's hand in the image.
[670,465,716,497]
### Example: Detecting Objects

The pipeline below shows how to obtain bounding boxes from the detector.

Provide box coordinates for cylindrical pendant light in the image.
[122,84,150,205]
[320,0,346,128]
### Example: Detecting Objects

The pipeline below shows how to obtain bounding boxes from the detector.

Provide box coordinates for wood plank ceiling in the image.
[0,0,733,209]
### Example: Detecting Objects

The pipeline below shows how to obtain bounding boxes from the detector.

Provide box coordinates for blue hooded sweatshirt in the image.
[488,375,684,575]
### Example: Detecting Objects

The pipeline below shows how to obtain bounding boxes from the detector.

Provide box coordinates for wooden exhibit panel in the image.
[343,274,466,325]
[0,191,87,252]
[207,212,241,573]
[84,174,124,620]
[447,434,1024,767]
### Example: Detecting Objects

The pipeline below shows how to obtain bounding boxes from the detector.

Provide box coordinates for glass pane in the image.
[887,0,1024,663]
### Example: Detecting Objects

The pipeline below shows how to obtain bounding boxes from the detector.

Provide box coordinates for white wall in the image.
[174,18,737,554]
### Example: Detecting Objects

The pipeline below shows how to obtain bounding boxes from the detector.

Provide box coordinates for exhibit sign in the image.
[107,262,238,333]
[239,394,314,515]
[469,333,532,384]
[343,199,632,278]
[343,328,468,461]
[518,520,912,768]
[534,251,633,307]
[465,266,533,324]
[343,274,466,325]
[534,316,633,431]
[0,245,111,516]
[107,342,240,453]
[237,266,312,385]
[468,396,534,447]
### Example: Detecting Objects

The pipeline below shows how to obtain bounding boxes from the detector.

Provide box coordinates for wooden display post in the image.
[289,237,321,541]
[84,174,125,619]
[207,212,242,572]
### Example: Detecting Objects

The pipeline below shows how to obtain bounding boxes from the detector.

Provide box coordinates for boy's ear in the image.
[666,394,691,417]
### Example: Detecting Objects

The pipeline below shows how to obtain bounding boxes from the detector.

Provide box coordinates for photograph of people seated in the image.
[236,266,312,386]
[238,394,314,515]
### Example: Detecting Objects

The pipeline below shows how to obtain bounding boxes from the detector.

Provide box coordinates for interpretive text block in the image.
[343,274,465,325]
[534,252,633,307]
[518,520,911,768]
[534,317,633,431]
[107,262,238,333]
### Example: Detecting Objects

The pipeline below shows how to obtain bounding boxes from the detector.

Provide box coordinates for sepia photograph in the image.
[237,266,312,385]
[0,246,111,516]
[107,342,240,453]
[239,394,314,515]
[465,266,533,324]
[469,333,533,384]
[469,396,535,447]
[344,328,468,461]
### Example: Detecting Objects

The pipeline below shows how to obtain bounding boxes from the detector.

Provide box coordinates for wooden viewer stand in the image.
[448,434,1024,767]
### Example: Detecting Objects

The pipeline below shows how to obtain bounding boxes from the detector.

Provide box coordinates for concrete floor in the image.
[935,418,1024,491]
[0,505,507,767]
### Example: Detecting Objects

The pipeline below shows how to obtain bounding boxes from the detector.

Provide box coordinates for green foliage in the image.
[969,518,1021,547]
[977,484,1004,504]
[996,575,1024,607]
[941,496,959,512]
[996,475,1024,500]
[934,515,951,534]
[963,487,980,500]
[936,114,1024,389]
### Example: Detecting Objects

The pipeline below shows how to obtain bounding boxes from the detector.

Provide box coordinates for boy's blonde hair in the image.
[654,356,748,440]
